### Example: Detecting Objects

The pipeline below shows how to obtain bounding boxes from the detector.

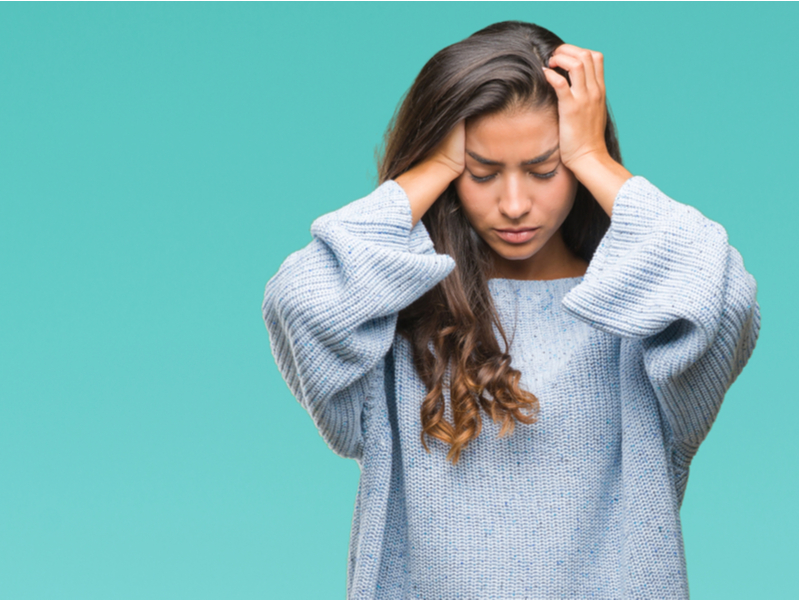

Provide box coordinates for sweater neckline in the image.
[486,275,585,301]
[487,275,585,285]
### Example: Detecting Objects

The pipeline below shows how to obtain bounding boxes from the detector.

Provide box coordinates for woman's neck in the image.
[489,230,588,281]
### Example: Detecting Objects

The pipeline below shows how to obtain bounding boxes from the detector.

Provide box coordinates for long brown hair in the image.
[376,21,622,464]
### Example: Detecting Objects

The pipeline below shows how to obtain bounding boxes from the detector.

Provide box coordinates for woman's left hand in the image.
[543,44,610,173]
[544,43,632,217]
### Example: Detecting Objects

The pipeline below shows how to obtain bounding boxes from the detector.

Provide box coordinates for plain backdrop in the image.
[1,3,797,599]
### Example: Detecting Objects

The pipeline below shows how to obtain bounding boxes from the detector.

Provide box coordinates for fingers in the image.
[592,52,605,97]
[547,44,604,101]
[542,66,571,103]
[548,53,589,97]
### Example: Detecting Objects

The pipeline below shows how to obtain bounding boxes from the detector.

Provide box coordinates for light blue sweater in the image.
[262,176,761,599]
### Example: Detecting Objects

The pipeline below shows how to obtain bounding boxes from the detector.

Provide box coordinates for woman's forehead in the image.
[465,108,559,161]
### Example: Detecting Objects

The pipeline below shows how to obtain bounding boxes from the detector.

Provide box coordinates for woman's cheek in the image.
[455,179,480,213]
[562,169,579,204]
[454,174,474,199]
[453,176,469,206]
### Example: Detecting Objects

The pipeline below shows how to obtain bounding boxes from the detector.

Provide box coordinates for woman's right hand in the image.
[396,120,465,228]
[426,119,466,181]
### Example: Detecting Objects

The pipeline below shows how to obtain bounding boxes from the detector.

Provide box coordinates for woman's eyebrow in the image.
[466,146,559,166]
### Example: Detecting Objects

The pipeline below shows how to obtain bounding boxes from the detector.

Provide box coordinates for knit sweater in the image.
[261,176,761,599]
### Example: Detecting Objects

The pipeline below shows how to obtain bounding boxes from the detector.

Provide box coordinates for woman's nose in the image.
[498,174,531,220]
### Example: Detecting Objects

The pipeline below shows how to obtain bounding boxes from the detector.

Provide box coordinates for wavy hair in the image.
[376,20,622,464]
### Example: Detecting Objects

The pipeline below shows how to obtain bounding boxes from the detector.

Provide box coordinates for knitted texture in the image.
[262,176,761,599]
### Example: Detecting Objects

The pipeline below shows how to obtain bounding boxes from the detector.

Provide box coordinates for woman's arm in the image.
[262,131,464,460]
[561,175,761,471]
[563,152,632,218]
[548,43,761,488]
[262,176,455,460]
[396,120,466,228]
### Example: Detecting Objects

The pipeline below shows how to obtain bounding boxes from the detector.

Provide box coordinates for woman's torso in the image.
[376,276,629,597]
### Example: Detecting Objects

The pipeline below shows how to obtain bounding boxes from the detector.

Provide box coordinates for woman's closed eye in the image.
[468,168,559,183]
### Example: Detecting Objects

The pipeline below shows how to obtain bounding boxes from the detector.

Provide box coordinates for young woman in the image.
[262,20,760,600]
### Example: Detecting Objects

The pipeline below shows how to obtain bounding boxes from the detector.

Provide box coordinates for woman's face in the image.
[454,105,580,280]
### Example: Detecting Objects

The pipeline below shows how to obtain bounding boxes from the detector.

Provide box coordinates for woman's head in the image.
[381,20,621,464]
[379,20,565,182]
[455,105,581,280]
[379,19,619,270]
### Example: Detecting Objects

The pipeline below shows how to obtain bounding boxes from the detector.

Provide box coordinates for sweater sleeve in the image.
[261,180,456,460]
[561,176,761,465]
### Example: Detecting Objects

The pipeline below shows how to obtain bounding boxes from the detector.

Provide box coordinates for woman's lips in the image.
[495,227,540,244]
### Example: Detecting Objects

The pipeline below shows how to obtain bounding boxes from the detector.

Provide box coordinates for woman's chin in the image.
[490,244,539,262]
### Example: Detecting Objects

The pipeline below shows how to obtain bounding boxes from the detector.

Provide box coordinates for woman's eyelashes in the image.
[468,168,559,183]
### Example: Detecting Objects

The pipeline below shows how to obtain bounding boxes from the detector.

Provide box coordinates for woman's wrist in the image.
[395,159,460,229]
[566,151,633,218]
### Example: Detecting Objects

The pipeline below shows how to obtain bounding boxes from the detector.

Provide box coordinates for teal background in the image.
[1,2,796,599]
